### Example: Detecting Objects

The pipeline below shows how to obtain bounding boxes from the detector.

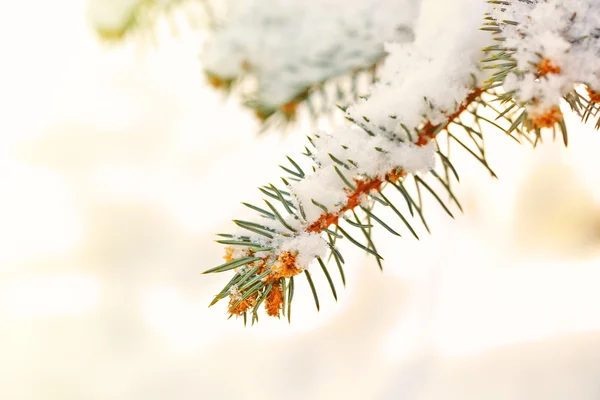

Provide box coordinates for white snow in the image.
[228,284,242,300]
[288,128,436,225]
[290,166,350,223]
[201,0,421,109]
[278,232,328,269]
[348,0,489,136]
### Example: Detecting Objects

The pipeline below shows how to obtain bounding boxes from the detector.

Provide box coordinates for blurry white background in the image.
[1,1,600,399]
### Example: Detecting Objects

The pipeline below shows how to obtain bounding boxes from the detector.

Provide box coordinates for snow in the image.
[201,0,421,109]
[290,166,349,222]
[348,0,488,135]
[228,285,242,300]
[289,128,436,224]
[278,232,328,269]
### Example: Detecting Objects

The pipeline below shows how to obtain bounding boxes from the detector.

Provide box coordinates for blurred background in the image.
[1,1,600,399]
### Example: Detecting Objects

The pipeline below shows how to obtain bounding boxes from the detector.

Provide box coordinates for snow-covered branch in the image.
[205,0,492,322]
[201,0,420,121]
[205,0,600,323]
[485,0,600,131]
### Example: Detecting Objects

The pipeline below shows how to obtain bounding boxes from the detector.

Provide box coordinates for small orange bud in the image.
[254,108,276,121]
[228,292,258,316]
[386,169,407,183]
[280,100,300,116]
[206,72,231,90]
[223,246,236,263]
[536,58,561,77]
[271,251,303,279]
[587,87,600,103]
[265,283,284,317]
[526,106,563,130]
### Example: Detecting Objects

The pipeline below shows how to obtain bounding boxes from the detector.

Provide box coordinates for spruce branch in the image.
[482,0,600,137]
[205,0,600,324]
[204,88,484,324]
[200,0,417,129]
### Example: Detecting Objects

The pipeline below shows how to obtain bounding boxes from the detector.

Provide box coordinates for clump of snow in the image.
[228,285,242,300]
[288,127,436,223]
[289,166,350,222]
[226,245,252,260]
[278,232,328,269]
[201,0,421,109]
[490,0,600,111]
[309,128,437,177]
[348,0,489,136]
